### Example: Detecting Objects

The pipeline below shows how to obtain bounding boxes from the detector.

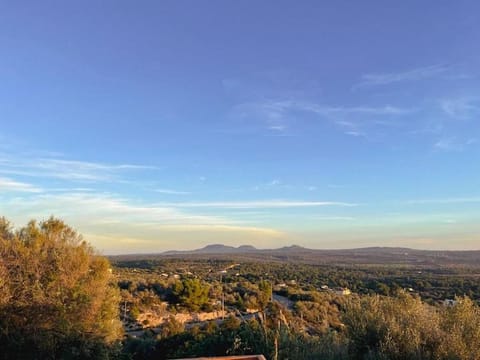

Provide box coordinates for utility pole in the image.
[222,290,225,320]
[220,273,225,320]
[270,279,273,303]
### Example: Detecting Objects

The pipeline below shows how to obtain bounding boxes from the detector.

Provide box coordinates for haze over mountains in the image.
[112,244,480,268]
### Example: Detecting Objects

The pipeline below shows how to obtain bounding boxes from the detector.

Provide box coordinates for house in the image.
[443,299,457,306]
[334,288,351,296]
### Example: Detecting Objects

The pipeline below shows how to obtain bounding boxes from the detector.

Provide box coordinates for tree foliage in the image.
[0,217,122,359]
[171,278,210,311]
[342,292,480,360]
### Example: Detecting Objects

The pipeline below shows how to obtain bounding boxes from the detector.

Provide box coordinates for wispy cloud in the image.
[0,153,157,182]
[0,191,289,253]
[313,216,356,221]
[252,179,290,191]
[0,177,42,193]
[440,97,480,119]
[231,100,413,136]
[155,188,191,195]
[158,200,357,209]
[231,101,295,134]
[4,193,350,227]
[406,197,480,205]
[2,192,231,225]
[354,64,449,88]
[433,137,476,152]
[138,224,285,236]
[303,103,412,116]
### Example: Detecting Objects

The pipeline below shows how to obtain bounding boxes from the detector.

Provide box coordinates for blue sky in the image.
[0,1,479,253]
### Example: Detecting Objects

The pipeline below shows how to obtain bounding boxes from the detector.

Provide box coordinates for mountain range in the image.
[111,244,480,267]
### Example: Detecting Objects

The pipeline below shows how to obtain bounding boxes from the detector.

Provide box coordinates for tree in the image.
[439,296,480,359]
[0,217,122,358]
[160,316,185,338]
[257,280,272,310]
[342,292,445,359]
[171,278,210,311]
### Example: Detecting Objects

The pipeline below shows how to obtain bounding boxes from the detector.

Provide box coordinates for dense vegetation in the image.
[1,217,480,359]
[113,258,480,302]
[122,291,480,360]
[0,217,122,359]
[115,257,480,360]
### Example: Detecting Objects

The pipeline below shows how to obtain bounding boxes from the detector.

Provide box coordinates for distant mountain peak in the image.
[196,244,236,253]
[237,245,257,251]
[202,244,233,250]
[196,244,259,253]
[278,245,306,251]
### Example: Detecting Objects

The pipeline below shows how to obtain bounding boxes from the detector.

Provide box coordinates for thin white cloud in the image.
[440,97,480,119]
[139,224,285,236]
[155,188,191,195]
[314,216,356,221]
[344,130,367,138]
[303,103,412,116]
[0,191,289,253]
[355,64,449,88]
[433,137,476,152]
[231,100,412,136]
[158,200,357,209]
[405,197,480,205]
[2,192,221,223]
[0,177,42,193]
[0,153,157,182]
[268,125,287,131]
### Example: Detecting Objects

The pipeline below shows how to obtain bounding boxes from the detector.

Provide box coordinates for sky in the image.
[0,1,479,253]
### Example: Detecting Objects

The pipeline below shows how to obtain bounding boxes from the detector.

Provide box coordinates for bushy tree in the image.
[439,296,480,359]
[160,315,185,338]
[343,293,441,359]
[171,278,210,311]
[0,217,122,358]
[257,280,272,310]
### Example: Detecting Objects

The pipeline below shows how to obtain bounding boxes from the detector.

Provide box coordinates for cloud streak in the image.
[158,200,357,209]
[354,64,449,88]
[155,188,191,195]
[0,177,42,193]
[406,197,480,205]
[433,138,476,152]
[0,191,289,253]
[0,152,157,182]
[231,100,413,136]
[440,97,480,119]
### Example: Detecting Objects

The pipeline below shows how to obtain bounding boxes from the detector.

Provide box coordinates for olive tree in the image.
[0,217,122,358]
